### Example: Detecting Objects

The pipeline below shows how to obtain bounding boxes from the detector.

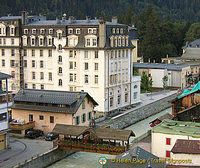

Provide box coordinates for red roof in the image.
[171,139,200,154]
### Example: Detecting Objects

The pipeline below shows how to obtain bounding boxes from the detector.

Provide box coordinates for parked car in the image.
[25,129,44,139]
[45,133,58,141]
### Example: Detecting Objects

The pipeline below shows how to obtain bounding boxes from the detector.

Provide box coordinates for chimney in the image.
[86,16,90,23]
[21,11,27,25]
[112,16,118,24]
[99,20,106,48]
[56,17,60,24]
[62,13,66,23]
[148,58,151,63]
[68,16,73,24]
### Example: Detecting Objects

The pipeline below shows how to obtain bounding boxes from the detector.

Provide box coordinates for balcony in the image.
[9,121,35,131]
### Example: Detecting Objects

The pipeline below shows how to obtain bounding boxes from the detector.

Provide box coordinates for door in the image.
[0,133,6,150]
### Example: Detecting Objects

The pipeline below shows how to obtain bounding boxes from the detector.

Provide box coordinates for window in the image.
[86,39,90,46]
[75,116,80,125]
[58,79,62,86]
[48,72,52,81]
[31,38,35,46]
[69,50,73,57]
[3,39,6,45]
[23,49,27,56]
[58,67,62,74]
[120,28,123,34]
[88,112,92,120]
[94,63,98,70]
[40,29,45,34]
[11,71,15,78]
[118,95,121,104]
[48,50,52,57]
[29,114,33,122]
[11,49,15,56]
[32,60,35,67]
[40,61,44,68]
[69,62,73,69]
[93,28,97,34]
[134,92,137,99]
[49,29,53,34]
[24,29,28,34]
[76,28,80,34]
[88,28,93,34]
[166,151,170,158]
[40,72,44,79]
[32,72,36,79]
[11,38,14,45]
[41,84,44,90]
[69,73,73,82]
[39,38,43,46]
[85,75,88,83]
[32,50,35,57]
[82,99,85,109]
[85,63,88,70]
[95,51,98,58]
[2,59,5,67]
[116,28,119,34]
[94,75,98,84]
[68,29,73,34]
[32,84,36,89]
[50,116,54,123]
[0,112,7,121]
[32,29,36,34]
[10,60,15,67]
[58,55,62,63]
[74,73,77,81]
[92,39,97,46]
[84,51,88,58]
[125,93,128,102]
[48,38,52,46]
[25,83,28,89]
[39,115,44,120]
[2,49,4,56]
[82,113,86,123]
[0,38,2,45]
[166,138,171,145]
[110,97,113,107]
[40,50,43,57]
[112,28,115,34]
[58,44,62,50]
[24,60,27,67]
[58,33,62,39]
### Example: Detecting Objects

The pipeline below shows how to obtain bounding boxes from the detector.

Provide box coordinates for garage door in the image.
[0,134,6,150]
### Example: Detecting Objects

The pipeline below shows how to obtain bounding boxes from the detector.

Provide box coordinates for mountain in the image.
[1,0,200,22]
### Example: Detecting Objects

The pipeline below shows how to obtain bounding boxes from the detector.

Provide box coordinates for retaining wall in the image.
[110,93,177,129]
[13,147,75,168]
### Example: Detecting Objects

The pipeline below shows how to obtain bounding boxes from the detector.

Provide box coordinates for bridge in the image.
[52,124,135,155]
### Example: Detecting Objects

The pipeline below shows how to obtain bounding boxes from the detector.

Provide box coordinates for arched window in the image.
[58,44,62,50]
[58,55,62,63]
[58,67,62,74]
[58,79,62,86]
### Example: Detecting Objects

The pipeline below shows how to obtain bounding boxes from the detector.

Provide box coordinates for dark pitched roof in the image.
[0,72,12,80]
[12,89,98,114]
[171,139,200,154]
[52,124,135,141]
[103,147,166,168]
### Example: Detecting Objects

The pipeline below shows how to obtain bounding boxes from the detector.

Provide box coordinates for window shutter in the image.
[87,112,89,121]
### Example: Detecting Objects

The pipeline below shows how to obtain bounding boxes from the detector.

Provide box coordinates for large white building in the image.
[0,13,140,114]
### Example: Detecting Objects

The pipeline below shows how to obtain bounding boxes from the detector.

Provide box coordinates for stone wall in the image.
[14,147,75,168]
[110,93,177,129]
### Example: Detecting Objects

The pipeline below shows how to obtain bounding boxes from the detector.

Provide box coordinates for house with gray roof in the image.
[11,89,98,133]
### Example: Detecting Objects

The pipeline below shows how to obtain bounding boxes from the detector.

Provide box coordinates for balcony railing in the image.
[57,139,127,155]
[9,121,35,130]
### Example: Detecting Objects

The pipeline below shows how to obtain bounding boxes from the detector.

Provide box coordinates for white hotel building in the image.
[0,13,140,114]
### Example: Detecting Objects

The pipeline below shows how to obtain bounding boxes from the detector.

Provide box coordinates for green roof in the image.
[178,81,200,98]
[152,119,200,138]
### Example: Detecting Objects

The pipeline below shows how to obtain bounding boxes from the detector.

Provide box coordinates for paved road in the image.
[0,137,52,168]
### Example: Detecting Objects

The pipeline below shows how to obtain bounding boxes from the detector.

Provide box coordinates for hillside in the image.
[1,0,200,22]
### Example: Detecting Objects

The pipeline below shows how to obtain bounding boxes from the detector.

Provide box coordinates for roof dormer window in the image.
[49,29,53,35]
[112,28,115,34]
[120,28,123,34]
[40,29,45,34]
[24,29,28,34]
[76,28,80,34]
[68,28,73,34]
[88,28,93,34]
[32,29,36,34]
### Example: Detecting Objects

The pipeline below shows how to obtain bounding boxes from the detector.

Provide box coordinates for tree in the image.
[162,75,168,90]
[141,71,153,92]
[185,23,200,43]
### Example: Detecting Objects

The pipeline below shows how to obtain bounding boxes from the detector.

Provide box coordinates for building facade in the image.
[0,13,140,114]
[11,89,98,133]
[0,72,12,151]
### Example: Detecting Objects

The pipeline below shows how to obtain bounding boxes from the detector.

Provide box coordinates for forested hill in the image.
[1,0,200,22]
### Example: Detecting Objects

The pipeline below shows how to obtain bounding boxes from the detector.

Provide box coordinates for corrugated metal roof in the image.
[133,63,189,70]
